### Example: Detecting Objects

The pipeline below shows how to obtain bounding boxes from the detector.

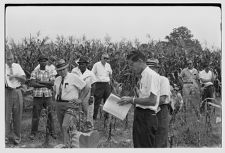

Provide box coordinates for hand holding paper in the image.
[103,94,132,120]
[117,96,133,105]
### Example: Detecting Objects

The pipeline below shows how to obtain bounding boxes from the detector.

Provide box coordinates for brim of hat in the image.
[77,61,88,64]
[147,64,160,68]
[56,64,69,71]
[38,58,48,62]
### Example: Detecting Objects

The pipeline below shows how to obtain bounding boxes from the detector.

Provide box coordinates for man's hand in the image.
[69,99,82,104]
[117,96,133,106]
[89,96,94,105]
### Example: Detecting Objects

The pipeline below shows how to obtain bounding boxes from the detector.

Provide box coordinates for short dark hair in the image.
[127,51,146,62]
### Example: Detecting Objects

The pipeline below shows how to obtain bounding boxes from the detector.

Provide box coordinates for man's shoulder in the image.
[55,76,61,83]
[144,67,160,78]
[13,63,22,68]
[160,75,169,81]
[93,61,101,66]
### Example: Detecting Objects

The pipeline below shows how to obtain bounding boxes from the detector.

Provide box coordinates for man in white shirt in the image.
[199,63,215,108]
[72,56,97,130]
[91,53,112,120]
[180,60,200,110]
[147,58,171,148]
[54,59,89,147]
[5,51,26,145]
[118,51,161,148]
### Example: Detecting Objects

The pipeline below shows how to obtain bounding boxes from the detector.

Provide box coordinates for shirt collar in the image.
[141,66,148,77]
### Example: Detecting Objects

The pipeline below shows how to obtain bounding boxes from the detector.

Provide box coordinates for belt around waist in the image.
[5,86,21,90]
[96,82,109,84]
[183,82,193,84]
[159,103,170,107]
[56,100,70,103]
[135,107,156,114]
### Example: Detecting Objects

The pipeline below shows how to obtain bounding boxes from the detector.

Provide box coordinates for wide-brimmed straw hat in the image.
[146,59,159,68]
[56,59,69,71]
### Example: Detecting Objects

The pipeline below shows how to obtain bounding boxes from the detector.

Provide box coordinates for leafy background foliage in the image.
[6,26,221,95]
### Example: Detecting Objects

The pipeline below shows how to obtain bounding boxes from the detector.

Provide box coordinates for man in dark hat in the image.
[34,55,57,77]
[29,55,56,140]
[72,56,97,131]
[54,59,90,147]
[147,58,171,148]
[5,51,26,145]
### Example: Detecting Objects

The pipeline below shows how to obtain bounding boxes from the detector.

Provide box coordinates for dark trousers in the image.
[155,104,169,148]
[5,88,23,142]
[133,107,158,148]
[202,85,214,101]
[31,97,55,134]
[93,82,111,120]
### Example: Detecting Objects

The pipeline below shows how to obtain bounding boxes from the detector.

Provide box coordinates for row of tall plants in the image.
[5,26,221,95]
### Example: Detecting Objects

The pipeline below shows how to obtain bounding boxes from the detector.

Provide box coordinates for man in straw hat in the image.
[72,56,97,131]
[5,51,26,145]
[54,59,89,147]
[29,55,56,140]
[147,58,171,148]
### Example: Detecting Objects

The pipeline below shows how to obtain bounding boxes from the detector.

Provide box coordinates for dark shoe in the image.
[29,133,36,140]
[50,133,57,139]
[13,138,21,145]
[5,137,9,144]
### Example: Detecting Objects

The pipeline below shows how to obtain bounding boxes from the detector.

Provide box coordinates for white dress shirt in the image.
[5,63,25,88]
[136,67,161,112]
[54,73,86,101]
[92,61,112,82]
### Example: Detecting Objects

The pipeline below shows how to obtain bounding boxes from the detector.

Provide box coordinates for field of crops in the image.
[5,92,221,148]
[5,27,222,148]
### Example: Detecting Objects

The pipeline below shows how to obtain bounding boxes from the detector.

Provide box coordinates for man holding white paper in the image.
[118,51,161,148]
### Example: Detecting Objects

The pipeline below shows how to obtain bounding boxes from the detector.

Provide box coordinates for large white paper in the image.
[103,93,132,120]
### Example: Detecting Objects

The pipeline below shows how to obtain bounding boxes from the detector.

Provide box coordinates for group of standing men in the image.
[5,51,113,147]
[5,49,215,148]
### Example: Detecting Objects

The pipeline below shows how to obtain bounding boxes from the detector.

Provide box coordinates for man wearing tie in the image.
[5,51,26,145]
[54,59,89,147]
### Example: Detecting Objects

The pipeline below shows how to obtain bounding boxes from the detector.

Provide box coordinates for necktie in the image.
[9,67,13,75]
[58,77,64,101]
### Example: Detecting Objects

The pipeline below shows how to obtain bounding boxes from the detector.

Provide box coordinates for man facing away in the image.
[5,51,26,145]
[146,58,171,148]
[118,51,161,148]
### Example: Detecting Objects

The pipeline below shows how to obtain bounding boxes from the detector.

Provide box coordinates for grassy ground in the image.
[5,94,222,148]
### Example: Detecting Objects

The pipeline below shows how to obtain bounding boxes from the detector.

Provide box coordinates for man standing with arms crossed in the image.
[118,51,161,148]
[92,53,112,121]
[29,55,56,140]
[5,51,26,145]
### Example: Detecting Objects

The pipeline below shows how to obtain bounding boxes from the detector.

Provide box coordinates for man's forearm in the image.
[134,93,157,106]
[38,80,54,87]
[79,85,90,101]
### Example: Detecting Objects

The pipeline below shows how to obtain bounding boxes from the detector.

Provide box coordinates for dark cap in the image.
[38,55,48,62]
[77,56,89,64]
